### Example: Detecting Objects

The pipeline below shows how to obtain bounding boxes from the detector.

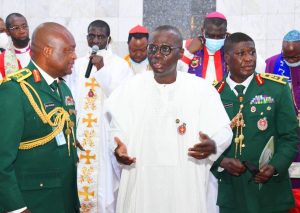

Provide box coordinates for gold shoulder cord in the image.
[18,80,74,156]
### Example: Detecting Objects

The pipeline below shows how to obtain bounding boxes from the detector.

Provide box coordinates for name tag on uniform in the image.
[55,129,66,146]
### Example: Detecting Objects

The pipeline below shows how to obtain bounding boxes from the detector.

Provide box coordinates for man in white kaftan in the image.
[66,20,132,213]
[104,25,232,213]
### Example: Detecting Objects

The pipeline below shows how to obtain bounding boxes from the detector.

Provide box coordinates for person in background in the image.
[0,13,31,78]
[124,24,151,74]
[179,11,228,84]
[265,30,300,213]
[66,19,132,213]
[0,17,9,53]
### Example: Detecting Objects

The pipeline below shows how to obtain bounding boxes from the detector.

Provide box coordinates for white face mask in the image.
[284,59,300,68]
[0,32,10,49]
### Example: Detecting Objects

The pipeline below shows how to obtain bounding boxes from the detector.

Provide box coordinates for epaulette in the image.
[6,68,32,83]
[255,74,264,86]
[259,73,288,85]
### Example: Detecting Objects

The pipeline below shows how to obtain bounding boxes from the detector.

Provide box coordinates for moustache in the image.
[12,37,30,48]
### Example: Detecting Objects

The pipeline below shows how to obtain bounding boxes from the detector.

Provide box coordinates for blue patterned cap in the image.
[283,30,300,42]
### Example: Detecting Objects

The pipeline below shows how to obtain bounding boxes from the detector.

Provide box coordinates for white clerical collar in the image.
[14,44,30,54]
[226,73,254,95]
[31,60,57,85]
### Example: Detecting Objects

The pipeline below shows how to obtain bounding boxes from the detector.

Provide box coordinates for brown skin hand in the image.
[188,132,216,160]
[220,157,246,176]
[254,164,276,183]
[114,137,136,165]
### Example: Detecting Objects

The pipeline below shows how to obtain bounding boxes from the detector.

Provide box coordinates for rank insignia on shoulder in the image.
[259,73,288,85]
[8,68,32,82]
[32,69,41,83]
[255,74,264,85]
[215,81,225,93]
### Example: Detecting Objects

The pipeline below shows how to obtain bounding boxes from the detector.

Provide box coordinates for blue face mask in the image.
[284,59,300,68]
[205,38,225,53]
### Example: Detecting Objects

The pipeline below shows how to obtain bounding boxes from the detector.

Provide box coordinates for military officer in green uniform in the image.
[212,32,299,213]
[0,22,80,212]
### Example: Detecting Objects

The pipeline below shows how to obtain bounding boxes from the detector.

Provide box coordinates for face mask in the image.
[0,32,10,49]
[205,37,225,53]
[284,59,300,68]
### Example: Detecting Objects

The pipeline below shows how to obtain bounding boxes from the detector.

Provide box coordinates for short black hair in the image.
[152,25,183,46]
[224,32,254,53]
[204,17,227,29]
[87,20,110,37]
[5,13,26,28]
[127,33,149,43]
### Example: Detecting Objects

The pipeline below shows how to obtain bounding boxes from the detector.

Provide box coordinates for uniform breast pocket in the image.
[19,170,64,211]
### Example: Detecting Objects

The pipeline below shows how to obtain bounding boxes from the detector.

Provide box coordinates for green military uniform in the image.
[212,73,299,213]
[0,62,80,213]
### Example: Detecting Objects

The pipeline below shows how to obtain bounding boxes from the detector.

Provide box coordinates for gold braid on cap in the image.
[18,80,72,151]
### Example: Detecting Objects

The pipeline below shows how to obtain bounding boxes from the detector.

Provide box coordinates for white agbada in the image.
[66,47,133,213]
[104,71,232,213]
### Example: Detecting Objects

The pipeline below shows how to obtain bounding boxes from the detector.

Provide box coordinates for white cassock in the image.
[66,47,133,213]
[104,71,232,213]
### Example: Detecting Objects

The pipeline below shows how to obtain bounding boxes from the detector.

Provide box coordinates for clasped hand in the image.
[220,158,276,183]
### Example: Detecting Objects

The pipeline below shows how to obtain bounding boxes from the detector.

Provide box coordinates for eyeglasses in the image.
[87,33,107,40]
[147,44,181,56]
[9,24,28,32]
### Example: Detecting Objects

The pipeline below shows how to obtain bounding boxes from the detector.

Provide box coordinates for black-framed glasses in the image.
[147,44,181,56]
[87,33,107,40]
[9,24,28,32]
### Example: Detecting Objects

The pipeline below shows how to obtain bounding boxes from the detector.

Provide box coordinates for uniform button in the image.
[40,183,44,187]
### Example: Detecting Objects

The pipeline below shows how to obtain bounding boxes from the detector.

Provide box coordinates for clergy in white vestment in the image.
[104,25,232,213]
[66,20,133,213]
